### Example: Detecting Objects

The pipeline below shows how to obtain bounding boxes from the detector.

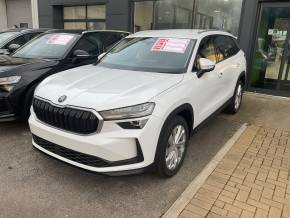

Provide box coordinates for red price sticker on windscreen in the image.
[151,38,190,54]
[47,34,74,45]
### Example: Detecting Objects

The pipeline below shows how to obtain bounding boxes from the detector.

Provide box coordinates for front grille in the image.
[33,98,98,134]
[33,135,110,167]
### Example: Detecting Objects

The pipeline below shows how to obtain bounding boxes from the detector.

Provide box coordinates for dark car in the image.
[0,29,48,55]
[0,30,130,121]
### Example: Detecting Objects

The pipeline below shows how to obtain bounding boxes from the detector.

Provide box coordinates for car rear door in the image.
[213,35,244,102]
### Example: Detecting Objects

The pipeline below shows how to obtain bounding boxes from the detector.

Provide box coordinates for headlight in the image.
[99,103,155,121]
[0,76,21,92]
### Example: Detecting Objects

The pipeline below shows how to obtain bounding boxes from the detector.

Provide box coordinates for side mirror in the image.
[196,58,216,78]
[8,44,21,53]
[98,52,106,60]
[73,49,90,58]
[72,50,91,63]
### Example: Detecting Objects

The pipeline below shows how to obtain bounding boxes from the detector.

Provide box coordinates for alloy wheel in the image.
[165,125,186,171]
[234,84,243,110]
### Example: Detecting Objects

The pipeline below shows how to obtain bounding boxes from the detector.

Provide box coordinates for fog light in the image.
[117,119,148,129]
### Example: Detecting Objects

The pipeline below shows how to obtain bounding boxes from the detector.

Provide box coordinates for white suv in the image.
[29,30,246,177]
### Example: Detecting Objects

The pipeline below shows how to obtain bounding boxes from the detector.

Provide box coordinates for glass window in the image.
[133,0,243,36]
[64,22,86,30]
[250,6,290,93]
[133,1,154,32]
[63,5,106,30]
[199,37,216,62]
[194,37,216,70]
[13,33,78,59]
[194,0,243,36]
[98,37,196,73]
[101,33,129,51]
[6,35,26,48]
[87,5,106,19]
[213,35,240,62]
[23,33,40,41]
[0,32,19,46]
[64,6,86,19]
[87,21,106,30]
[72,34,102,56]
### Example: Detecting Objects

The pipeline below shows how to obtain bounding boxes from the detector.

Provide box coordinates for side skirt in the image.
[192,98,232,134]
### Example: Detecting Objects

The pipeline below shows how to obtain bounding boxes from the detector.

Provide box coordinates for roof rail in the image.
[197,29,223,34]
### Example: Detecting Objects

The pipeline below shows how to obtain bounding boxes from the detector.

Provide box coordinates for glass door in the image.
[250,3,290,96]
[279,24,290,92]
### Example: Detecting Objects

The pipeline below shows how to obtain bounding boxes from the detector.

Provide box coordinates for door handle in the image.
[218,72,223,78]
[233,64,241,68]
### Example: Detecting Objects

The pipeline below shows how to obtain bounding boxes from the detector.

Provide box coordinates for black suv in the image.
[0,30,129,121]
[0,29,48,55]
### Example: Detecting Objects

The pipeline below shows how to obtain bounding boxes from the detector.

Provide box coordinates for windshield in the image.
[0,32,19,45]
[13,33,78,59]
[98,37,196,73]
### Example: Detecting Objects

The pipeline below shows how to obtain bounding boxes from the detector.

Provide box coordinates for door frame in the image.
[248,1,290,97]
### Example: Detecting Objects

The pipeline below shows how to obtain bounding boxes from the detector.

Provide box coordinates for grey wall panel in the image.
[106,0,130,31]
[238,0,259,86]
[38,0,131,31]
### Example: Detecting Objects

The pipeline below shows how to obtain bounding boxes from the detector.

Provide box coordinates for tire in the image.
[155,115,189,177]
[225,80,243,114]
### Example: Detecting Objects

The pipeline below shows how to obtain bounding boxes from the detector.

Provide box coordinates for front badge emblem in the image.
[58,95,67,103]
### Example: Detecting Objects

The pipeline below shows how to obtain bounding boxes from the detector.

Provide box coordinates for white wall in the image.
[0,0,7,31]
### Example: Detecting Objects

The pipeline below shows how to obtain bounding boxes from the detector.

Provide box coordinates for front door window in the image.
[250,5,290,94]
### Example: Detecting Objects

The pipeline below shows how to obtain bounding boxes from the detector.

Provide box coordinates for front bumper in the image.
[29,109,164,173]
[0,92,16,121]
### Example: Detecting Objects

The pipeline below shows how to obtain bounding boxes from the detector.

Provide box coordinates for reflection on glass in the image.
[64,22,86,30]
[194,0,243,35]
[133,0,242,35]
[64,6,86,20]
[134,1,154,32]
[280,38,290,92]
[87,5,106,19]
[63,5,106,31]
[87,22,106,30]
[251,7,290,92]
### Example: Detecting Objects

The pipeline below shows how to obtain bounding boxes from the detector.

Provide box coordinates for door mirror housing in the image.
[73,49,91,58]
[196,58,216,78]
[8,44,21,53]
[72,50,91,63]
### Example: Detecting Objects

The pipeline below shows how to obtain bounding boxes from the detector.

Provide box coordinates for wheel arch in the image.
[162,103,195,136]
[238,71,246,87]
[152,103,194,172]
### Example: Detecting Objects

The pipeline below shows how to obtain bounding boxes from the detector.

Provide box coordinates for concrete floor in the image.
[221,93,290,130]
[0,94,289,218]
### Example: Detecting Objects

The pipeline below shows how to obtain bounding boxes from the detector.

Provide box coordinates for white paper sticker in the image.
[151,38,190,54]
[47,34,74,45]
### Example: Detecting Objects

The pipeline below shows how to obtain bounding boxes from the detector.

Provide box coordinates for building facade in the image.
[36,0,290,97]
[0,0,37,30]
